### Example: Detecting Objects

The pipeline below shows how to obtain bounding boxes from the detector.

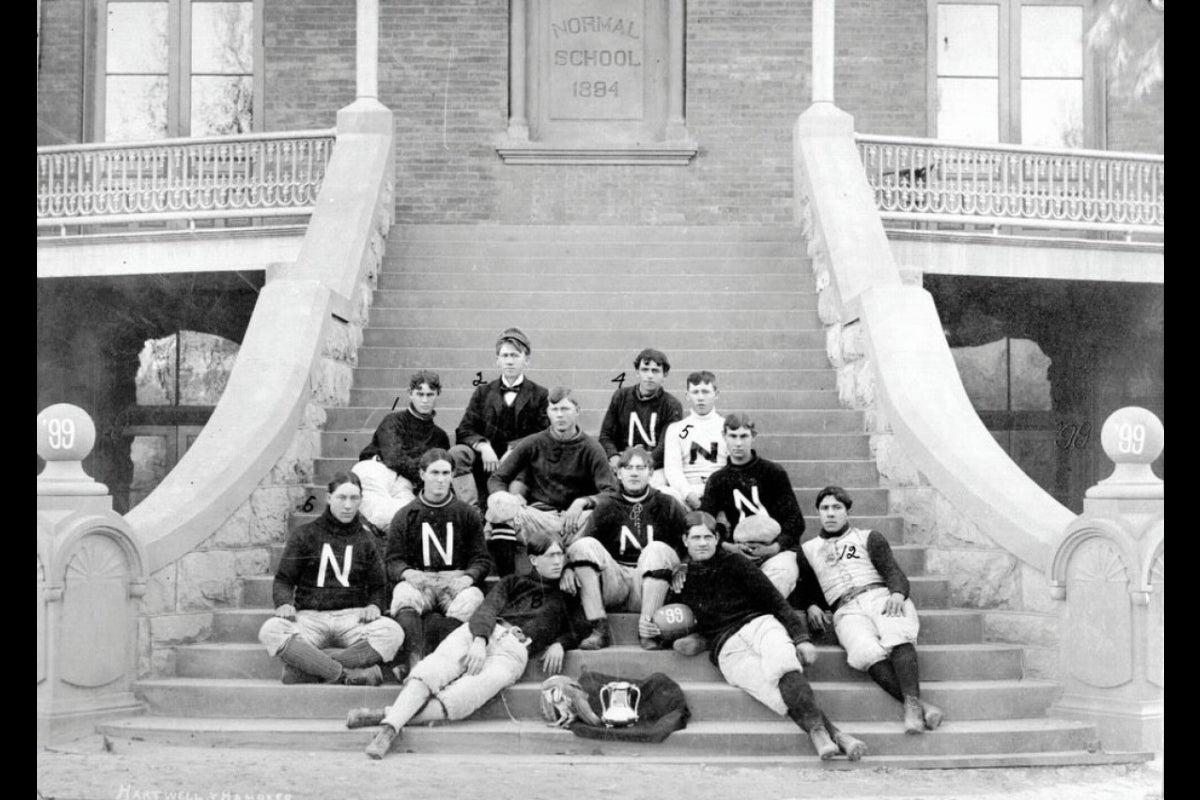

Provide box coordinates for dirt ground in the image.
[37,733,1164,800]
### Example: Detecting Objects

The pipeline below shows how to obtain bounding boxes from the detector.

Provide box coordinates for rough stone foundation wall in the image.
[821,286,1064,681]
[135,178,393,678]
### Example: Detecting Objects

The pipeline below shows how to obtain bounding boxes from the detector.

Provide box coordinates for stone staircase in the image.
[100,225,1146,766]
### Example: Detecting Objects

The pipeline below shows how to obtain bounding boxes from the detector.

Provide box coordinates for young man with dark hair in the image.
[257,472,404,686]
[449,327,550,507]
[700,413,803,597]
[598,348,684,487]
[352,370,451,529]
[348,531,591,760]
[483,386,617,573]
[662,370,727,510]
[385,448,493,679]
[560,445,689,651]
[798,486,944,735]
[651,512,866,760]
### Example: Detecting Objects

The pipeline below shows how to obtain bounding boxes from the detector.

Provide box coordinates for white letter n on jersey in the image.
[627,412,658,447]
[317,543,353,587]
[422,522,454,566]
[618,524,654,556]
[732,486,768,518]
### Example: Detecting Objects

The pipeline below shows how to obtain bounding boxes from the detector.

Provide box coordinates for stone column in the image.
[665,0,687,140]
[507,0,530,140]
[811,0,836,104]
[38,404,147,744]
[1048,406,1164,753]
[356,0,379,100]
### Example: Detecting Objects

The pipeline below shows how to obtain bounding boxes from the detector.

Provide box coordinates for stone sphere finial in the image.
[37,404,106,496]
[1087,406,1164,499]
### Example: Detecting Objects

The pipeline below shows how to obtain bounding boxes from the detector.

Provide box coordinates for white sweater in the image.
[663,411,727,500]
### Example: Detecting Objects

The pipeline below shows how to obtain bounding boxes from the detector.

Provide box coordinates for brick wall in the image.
[37,0,87,145]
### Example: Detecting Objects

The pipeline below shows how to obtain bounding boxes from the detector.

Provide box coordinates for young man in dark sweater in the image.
[598,348,684,487]
[798,486,944,735]
[257,472,404,686]
[648,511,867,761]
[352,370,451,529]
[385,448,493,678]
[560,445,689,651]
[700,413,803,597]
[449,327,549,507]
[483,386,618,572]
[348,531,591,759]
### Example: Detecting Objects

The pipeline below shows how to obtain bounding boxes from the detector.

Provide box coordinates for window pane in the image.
[1021,6,1083,78]
[191,75,254,135]
[938,78,999,143]
[106,2,168,73]
[937,4,999,77]
[1021,79,1084,148]
[191,2,254,74]
[106,75,169,141]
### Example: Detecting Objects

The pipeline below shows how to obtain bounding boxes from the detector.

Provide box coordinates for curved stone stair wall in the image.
[102,225,1146,766]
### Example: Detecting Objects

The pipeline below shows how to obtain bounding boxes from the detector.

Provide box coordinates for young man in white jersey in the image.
[798,486,944,734]
[661,371,727,510]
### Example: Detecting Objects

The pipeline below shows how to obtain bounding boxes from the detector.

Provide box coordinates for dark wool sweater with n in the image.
[670,548,811,666]
[357,407,451,484]
[468,573,591,654]
[701,452,805,551]
[584,487,689,567]
[454,378,549,455]
[385,493,492,585]
[488,427,618,510]
[598,385,685,465]
[795,524,911,612]
[272,509,388,612]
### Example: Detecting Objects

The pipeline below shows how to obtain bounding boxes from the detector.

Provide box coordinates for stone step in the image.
[362,326,829,350]
[320,431,871,461]
[391,224,805,244]
[138,675,1051,723]
[354,347,833,371]
[380,271,807,293]
[372,289,817,312]
[366,308,824,330]
[314,456,881,489]
[382,256,805,276]
[387,241,802,259]
[325,405,862,434]
[349,367,835,393]
[98,716,1123,763]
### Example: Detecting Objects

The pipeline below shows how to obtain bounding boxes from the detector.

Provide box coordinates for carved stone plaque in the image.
[547,0,645,121]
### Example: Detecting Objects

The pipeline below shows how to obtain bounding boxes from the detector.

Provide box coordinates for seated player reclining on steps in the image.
[257,472,403,686]
[351,370,451,530]
[482,386,618,569]
[597,348,684,488]
[559,445,689,651]
[385,448,493,681]
[700,413,804,598]
[347,531,592,760]
[646,511,867,760]
[797,486,944,734]
[661,371,728,510]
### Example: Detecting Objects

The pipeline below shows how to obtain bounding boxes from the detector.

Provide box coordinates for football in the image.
[652,603,696,642]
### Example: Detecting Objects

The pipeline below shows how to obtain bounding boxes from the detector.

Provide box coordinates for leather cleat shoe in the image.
[579,618,611,650]
[365,724,399,760]
[346,707,386,729]
[808,725,838,760]
[903,695,926,734]
[919,698,944,730]
[343,665,384,687]
[639,636,666,651]
[280,664,319,685]
[834,730,868,761]
[672,633,709,657]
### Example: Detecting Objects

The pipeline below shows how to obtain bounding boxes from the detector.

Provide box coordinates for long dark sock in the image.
[867,659,906,702]
[890,643,921,698]
[424,612,464,651]
[332,639,381,669]
[488,538,517,577]
[279,636,343,683]
[394,609,426,662]
[778,670,824,732]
